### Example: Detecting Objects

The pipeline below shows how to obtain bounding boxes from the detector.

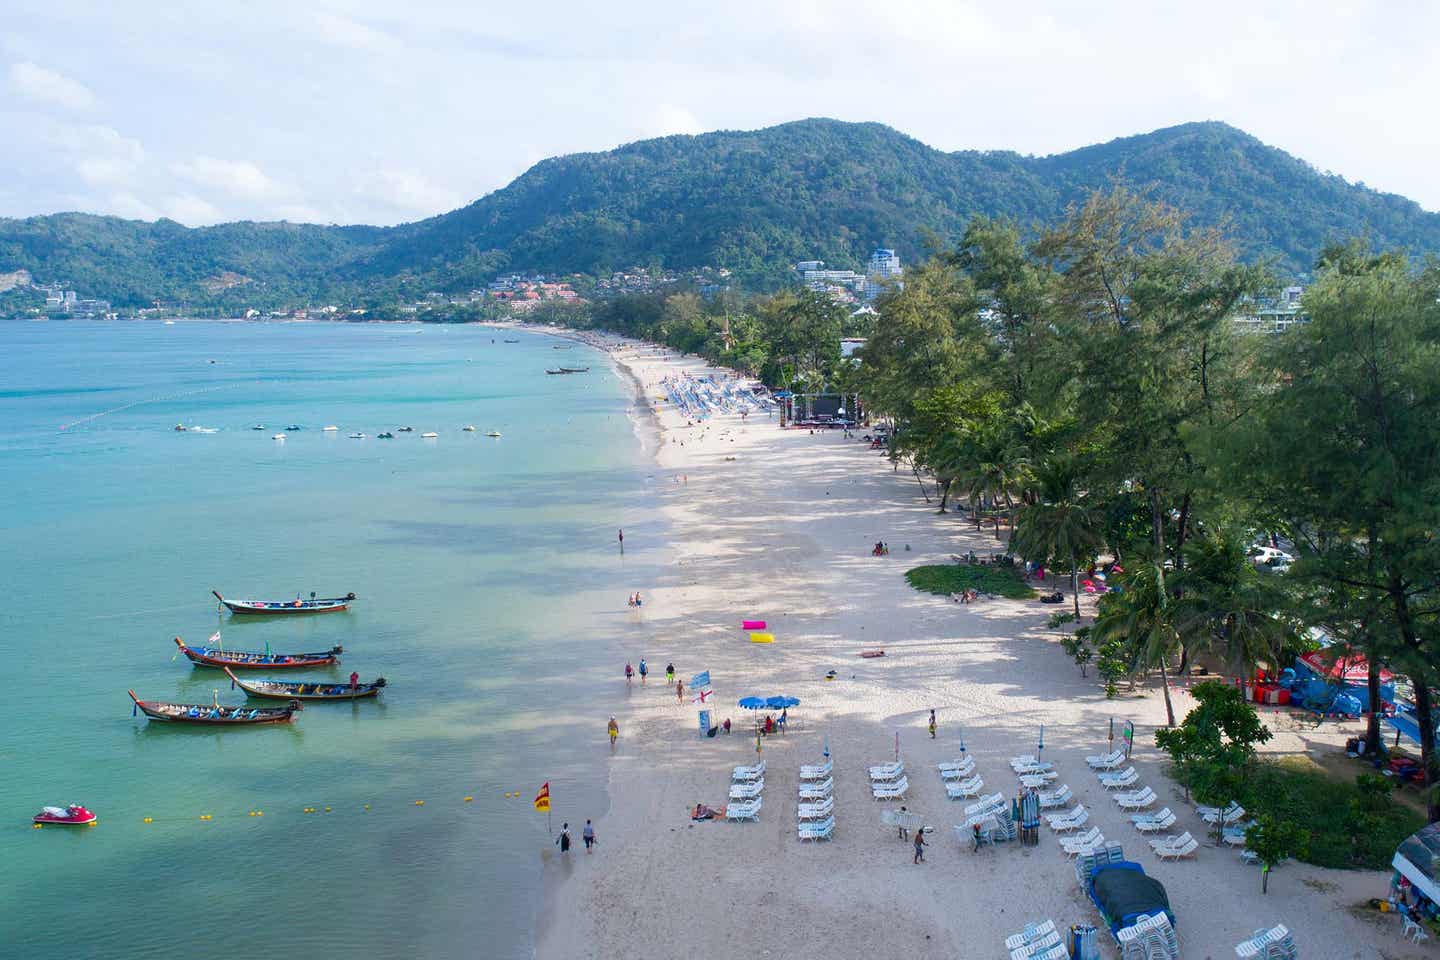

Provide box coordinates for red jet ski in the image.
[33,804,97,826]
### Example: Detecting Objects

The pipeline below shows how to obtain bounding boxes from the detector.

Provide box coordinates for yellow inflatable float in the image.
[749,632,775,643]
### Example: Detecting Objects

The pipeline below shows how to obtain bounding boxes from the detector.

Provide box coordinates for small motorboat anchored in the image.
[129,689,301,724]
[272,433,286,440]
[213,590,356,615]
[486,431,502,438]
[176,634,344,669]
[378,431,395,439]
[322,425,338,432]
[463,425,476,432]
[33,804,97,826]
[421,431,438,439]
[224,667,387,701]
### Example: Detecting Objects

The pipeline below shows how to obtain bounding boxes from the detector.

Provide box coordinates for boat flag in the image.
[533,782,551,812]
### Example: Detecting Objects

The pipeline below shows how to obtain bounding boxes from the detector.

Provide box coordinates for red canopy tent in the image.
[1299,649,1393,684]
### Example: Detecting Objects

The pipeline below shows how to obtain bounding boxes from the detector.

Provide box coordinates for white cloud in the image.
[366,169,462,217]
[44,124,145,187]
[310,11,401,53]
[108,191,159,221]
[161,193,223,225]
[9,61,97,111]
[647,105,704,138]
[173,156,279,199]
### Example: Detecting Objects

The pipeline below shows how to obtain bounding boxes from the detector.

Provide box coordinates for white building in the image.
[867,248,902,278]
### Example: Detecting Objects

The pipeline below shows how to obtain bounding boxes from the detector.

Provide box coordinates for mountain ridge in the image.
[3,118,1438,308]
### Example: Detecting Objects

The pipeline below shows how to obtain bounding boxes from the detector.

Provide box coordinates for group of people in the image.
[624,659,648,683]
[871,540,891,556]
[950,589,982,604]
[554,819,598,854]
[627,592,644,607]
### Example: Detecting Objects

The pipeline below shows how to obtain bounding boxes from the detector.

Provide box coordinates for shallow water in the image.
[0,320,662,958]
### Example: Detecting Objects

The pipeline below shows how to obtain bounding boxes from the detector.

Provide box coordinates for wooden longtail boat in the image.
[175,635,343,670]
[224,666,386,701]
[129,689,301,724]
[213,589,356,615]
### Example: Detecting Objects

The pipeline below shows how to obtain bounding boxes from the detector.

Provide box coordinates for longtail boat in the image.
[129,689,301,725]
[224,666,386,701]
[213,589,356,615]
[175,634,342,670]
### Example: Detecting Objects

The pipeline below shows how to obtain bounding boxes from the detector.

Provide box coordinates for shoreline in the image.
[528,328,1416,960]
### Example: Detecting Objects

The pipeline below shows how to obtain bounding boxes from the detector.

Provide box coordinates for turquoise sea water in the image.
[0,320,663,959]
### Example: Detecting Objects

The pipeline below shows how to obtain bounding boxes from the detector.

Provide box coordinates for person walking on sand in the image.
[638,659,648,684]
[556,823,571,853]
[676,679,685,703]
[897,805,909,840]
[583,819,596,852]
[928,709,937,739]
[913,828,927,864]
[625,662,634,684]
[608,716,619,745]
[618,529,624,553]
[665,663,675,687]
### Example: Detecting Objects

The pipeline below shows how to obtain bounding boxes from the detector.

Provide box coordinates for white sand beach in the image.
[533,333,1422,960]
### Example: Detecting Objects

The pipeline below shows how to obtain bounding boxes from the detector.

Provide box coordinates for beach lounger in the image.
[945,775,984,800]
[1011,758,1055,774]
[1007,930,1062,960]
[1114,787,1157,810]
[1009,754,1038,768]
[1086,749,1126,770]
[963,792,1005,816]
[728,778,763,799]
[1152,834,1199,860]
[1200,801,1246,825]
[799,758,833,780]
[1004,920,1058,953]
[1028,946,1068,960]
[798,777,833,800]
[797,796,834,820]
[1019,772,1059,788]
[871,776,909,800]
[1098,767,1138,789]
[797,815,835,841]
[725,798,761,822]
[1058,825,1101,851]
[1222,822,1255,846]
[1131,808,1177,832]
[1037,785,1072,809]
[733,761,766,782]
[937,757,975,777]
[868,761,904,781]
[1046,805,1088,832]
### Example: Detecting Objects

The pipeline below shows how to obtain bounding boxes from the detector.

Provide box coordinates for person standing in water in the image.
[618,529,624,554]
[928,709,937,739]
[638,659,648,684]
[608,716,619,745]
[625,662,633,684]
[582,819,596,852]
[556,823,571,853]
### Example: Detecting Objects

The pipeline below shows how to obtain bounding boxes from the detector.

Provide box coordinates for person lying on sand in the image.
[691,803,718,821]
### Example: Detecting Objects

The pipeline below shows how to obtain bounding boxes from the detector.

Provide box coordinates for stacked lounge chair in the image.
[1150,832,1199,860]
[1060,826,1107,858]
[1131,808,1177,833]
[1005,919,1065,960]
[726,759,766,821]
[870,759,907,800]
[1037,784,1072,809]
[1234,924,1297,959]
[1072,842,1127,886]
[1116,912,1180,960]
[798,757,836,840]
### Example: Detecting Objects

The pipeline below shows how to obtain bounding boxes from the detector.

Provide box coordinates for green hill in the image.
[3,119,1438,307]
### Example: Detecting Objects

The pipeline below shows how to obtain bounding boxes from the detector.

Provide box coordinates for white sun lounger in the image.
[1012,759,1055,774]
[869,761,904,782]
[798,777,833,800]
[938,757,976,778]
[798,814,835,841]
[1115,787,1157,810]
[1131,808,1177,832]
[872,776,909,800]
[1099,767,1139,789]
[1058,825,1101,851]
[725,798,761,821]
[797,796,834,820]
[1149,830,1194,852]
[946,775,985,799]
[1201,801,1246,825]
[733,759,766,781]
[729,778,763,799]
[964,792,1005,816]
[1019,771,1059,787]
[1086,749,1125,770]
[1038,785,1072,809]
[1004,919,1058,952]
[1046,805,1089,832]
[1027,946,1068,960]
[1152,834,1199,860]
[1008,930,1063,960]
[799,758,833,780]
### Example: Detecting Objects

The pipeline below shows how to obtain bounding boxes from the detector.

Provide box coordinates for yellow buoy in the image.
[464,796,473,802]
[143,817,153,824]
[200,814,212,821]
[33,823,42,829]
[363,804,370,811]
[414,800,425,806]
[324,806,331,813]
[256,811,263,817]
[749,632,774,643]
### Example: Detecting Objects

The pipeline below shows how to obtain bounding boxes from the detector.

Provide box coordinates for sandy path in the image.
[532,335,1420,960]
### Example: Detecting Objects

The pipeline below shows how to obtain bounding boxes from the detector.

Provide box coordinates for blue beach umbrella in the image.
[765,696,800,710]
[738,697,767,709]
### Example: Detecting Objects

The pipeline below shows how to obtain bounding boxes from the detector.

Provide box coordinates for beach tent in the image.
[1394,823,1440,906]
[1085,861,1173,935]
[1288,648,1394,712]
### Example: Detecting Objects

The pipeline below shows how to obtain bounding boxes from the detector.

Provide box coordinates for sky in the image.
[3,1,1437,227]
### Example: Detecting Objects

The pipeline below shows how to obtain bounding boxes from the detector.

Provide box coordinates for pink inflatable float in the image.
[741,620,766,631]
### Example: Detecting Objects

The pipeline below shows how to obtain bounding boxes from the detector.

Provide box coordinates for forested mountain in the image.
[3,119,1439,307]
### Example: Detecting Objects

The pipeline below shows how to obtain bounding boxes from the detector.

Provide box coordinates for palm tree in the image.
[1172,532,1290,694]
[1011,457,1105,619]
[952,424,1028,541]
[1092,561,1181,726]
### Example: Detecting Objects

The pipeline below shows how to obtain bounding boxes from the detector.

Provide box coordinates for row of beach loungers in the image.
[798,756,835,840]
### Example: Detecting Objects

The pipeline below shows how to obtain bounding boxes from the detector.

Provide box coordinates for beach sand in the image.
[532,331,1421,960]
